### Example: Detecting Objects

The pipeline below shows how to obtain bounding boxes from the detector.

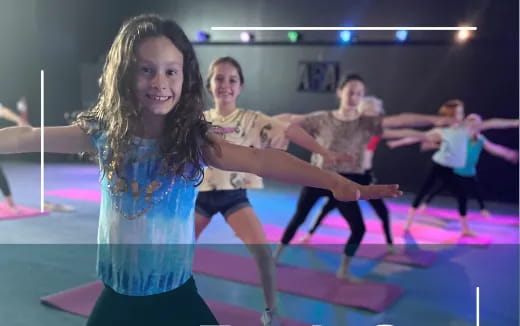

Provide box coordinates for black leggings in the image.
[86,277,218,326]
[281,173,367,257]
[0,165,12,197]
[412,162,468,216]
[424,174,486,210]
[307,171,393,245]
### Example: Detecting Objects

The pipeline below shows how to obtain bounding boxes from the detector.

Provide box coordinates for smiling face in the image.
[207,61,243,107]
[133,36,184,116]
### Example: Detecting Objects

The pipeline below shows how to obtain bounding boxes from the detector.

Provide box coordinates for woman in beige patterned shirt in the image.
[273,74,453,281]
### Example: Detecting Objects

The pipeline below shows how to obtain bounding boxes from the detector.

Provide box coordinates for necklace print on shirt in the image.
[211,109,244,138]
[105,146,176,221]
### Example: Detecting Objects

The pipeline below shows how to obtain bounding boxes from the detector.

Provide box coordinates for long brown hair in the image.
[76,14,215,182]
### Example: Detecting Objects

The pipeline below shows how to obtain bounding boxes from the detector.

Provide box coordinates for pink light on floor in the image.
[387,202,519,226]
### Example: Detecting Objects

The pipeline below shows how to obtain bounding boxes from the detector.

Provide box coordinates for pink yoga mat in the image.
[387,202,519,226]
[323,216,494,246]
[264,224,438,268]
[40,281,310,326]
[0,202,49,220]
[45,189,101,203]
[194,247,403,312]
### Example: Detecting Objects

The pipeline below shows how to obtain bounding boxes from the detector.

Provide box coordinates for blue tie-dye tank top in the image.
[89,128,199,296]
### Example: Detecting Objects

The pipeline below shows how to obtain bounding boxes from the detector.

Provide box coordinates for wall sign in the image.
[297,61,339,92]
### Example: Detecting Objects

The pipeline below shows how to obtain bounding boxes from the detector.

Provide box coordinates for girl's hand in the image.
[505,150,519,164]
[330,176,402,202]
[357,184,402,200]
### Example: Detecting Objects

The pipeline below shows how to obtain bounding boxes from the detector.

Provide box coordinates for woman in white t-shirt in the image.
[404,100,519,236]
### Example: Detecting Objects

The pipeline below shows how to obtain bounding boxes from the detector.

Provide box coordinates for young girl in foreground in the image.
[0,15,401,326]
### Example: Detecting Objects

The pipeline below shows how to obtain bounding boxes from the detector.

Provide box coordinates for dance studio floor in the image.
[0,161,518,326]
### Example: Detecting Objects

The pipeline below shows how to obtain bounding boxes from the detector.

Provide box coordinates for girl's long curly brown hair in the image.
[76,14,216,182]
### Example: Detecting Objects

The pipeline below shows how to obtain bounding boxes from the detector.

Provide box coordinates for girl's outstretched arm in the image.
[382,128,429,139]
[0,106,28,126]
[382,113,452,128]
[420,140,441,151]
[203,135,402,202]
[273,113,308,125]
[0,125,94,154]
[386,136,424,149]
[483,139,519,164]
[284,123,351,164]
[385,128,441,149]
[477,118,519,131]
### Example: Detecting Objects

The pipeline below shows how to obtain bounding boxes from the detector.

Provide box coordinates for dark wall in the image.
[0,0,40,121]
[0,0,518,202]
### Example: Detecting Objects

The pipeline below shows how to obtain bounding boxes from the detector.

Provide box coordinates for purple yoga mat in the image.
[193,248,403,312]
[0,202,49,220]
[40,281,310,326]
[264,224,438,268]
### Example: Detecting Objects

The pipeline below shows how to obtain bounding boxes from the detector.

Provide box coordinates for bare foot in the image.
[403,219,413,232]
[404,209,416,231]
[44,202,75,212]
[461,230,477,237]
[480,209,491,218]
[417,203,427,213]
[387,244,399,255]
[297,233,312,243]
[336,270,364,283]
[4,197,20,214]
[7,205,20,215]
[261,309,281,326]
[272,245,284,265]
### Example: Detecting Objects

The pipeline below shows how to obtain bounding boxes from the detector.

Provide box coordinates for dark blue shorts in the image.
[195,189,252,219]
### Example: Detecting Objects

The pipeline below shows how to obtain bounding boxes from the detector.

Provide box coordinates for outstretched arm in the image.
[203,135,402,202]
[0,106,28,126]
[387,136,424,149]
[386,128,442,149]
[420,140,441,151]
[284,123,351,164]
[382,128,429,139]
[477,118,519,131]
[0,124,94,154]
[382,113,452,128]
[273,113,308,125]
[483,139,518,164]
